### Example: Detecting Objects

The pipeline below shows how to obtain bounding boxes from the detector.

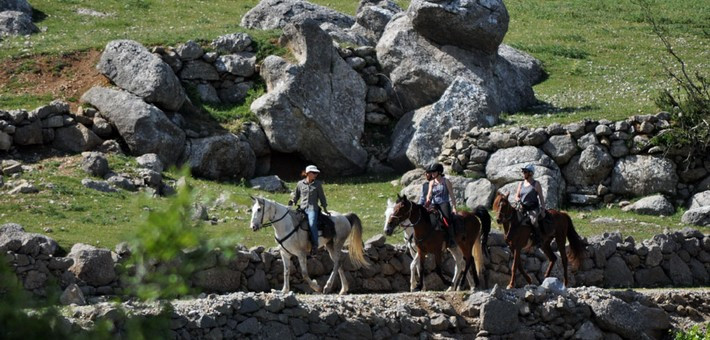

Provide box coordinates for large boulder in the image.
[0,0,32,15]
[241,0,354,31]
[52,124,103,153]
[622,194,675,216]
[610,155,678,196]
[67,243,117,287]
[349,0,402,46]
[688,190,710,209]
[409,0,508,54]
[580,291,670,339]
[388,76,499,169]
[485,146,565,209]
[251,20,368,175]
[541,134,578,165]
[681,206,710,226]
[0,10,37,36]
[81,87,185,165]
[96,40,186,111]
[465,178,496,209]
[0,223,59,256]
[562,145,613,192]
[181,134,255,181]
[376,11,541,116]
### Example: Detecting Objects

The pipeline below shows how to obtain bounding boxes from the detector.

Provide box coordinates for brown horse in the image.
[492,191,585,288]
[385,194,486,291]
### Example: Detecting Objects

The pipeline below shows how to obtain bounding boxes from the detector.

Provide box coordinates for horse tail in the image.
[345,213,370,269]
[474,205,491,248]
[565,214,585,268]
[472,221,485,282]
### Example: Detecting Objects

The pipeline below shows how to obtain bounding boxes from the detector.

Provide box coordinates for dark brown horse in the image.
[492,191,585,288]
[385,194,487,291]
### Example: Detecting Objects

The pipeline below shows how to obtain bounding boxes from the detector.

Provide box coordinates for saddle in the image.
[293,209,335,239]
[430,210,463,235]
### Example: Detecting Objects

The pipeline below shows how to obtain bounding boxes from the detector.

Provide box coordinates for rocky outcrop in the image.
[97,40,186,111]
[241,0,354,31]
[251,19,368,175]
[181,134,255,181]
[0,10,37,36]
[80,87,185,165]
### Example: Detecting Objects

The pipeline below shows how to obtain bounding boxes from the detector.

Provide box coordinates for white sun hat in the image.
[305,165,320,173]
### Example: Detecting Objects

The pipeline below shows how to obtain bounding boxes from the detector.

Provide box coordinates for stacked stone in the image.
[437,113,710,219]
[57,285,702,339]
[153,34,257,113]
[0,100,113,156]
[3,223,709,299]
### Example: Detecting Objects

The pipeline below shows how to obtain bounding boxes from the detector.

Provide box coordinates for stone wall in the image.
[2,223,708,299]
[60,287,710,339]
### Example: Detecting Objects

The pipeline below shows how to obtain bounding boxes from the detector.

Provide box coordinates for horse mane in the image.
[492,193,505,213]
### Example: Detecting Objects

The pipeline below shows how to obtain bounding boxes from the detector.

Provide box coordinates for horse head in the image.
[383,198,395,234]
[384,194,411,236]
[249,196,267,231]
[493,191,513,225]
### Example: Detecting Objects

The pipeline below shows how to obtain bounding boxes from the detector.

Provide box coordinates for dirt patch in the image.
[0,50,108,111]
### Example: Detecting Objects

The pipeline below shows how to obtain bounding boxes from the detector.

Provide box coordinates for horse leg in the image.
[410,252,421,292]
[554,233,569,287]
[540,240,558,280]
[297,253,322,293]
[434,251,451,288]
[447,246,464,292]
[281,251,292,294]
[416,252,426,291]
[323,241,340,294]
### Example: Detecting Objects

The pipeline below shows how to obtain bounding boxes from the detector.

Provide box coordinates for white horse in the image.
[383,198,477,291]
[250,196,369,294]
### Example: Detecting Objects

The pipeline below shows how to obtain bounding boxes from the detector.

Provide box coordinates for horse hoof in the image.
[506,284,513,289]
[339,289,348,295]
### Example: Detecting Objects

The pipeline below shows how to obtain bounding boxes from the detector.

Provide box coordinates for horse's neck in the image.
[409,204,433,236]
[267,201,295,237]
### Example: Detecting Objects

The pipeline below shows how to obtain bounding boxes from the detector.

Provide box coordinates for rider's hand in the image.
[425,199,431,207]
[452,207,457,213]
[323,208,330,215]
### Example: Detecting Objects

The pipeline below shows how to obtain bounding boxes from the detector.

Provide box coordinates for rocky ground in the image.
[63,286,710,339]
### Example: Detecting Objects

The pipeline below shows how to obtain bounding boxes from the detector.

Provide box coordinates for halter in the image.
[496,198,514,224]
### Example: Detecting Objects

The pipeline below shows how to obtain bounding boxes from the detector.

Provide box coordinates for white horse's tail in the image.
[345,213,370,269]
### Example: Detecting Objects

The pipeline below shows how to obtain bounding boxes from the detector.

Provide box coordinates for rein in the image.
[257,200,300,256]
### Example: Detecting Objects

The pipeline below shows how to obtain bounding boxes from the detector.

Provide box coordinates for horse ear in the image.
[249,195,255,201]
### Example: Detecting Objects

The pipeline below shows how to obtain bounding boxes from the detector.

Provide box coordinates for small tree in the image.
[635,0,709,162]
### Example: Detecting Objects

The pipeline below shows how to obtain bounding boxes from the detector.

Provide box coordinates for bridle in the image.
[389,200,422,232]
[496,196,514,225]
[253,198,290,230]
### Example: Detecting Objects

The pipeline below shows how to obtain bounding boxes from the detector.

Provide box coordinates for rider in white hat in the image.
[289,165,328,255]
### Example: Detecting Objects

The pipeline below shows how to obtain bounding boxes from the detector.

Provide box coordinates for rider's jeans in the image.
[306,207,319,247]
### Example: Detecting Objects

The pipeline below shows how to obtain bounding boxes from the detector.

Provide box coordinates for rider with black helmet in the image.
[424,163,456,248]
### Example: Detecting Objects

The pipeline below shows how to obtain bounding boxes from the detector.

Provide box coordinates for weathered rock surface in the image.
[181,134,255,181]
[96,40,186,111]
[81,87,185,165]
[251,19,367,175]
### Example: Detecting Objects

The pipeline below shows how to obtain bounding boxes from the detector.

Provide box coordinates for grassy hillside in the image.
[0,0,708,250]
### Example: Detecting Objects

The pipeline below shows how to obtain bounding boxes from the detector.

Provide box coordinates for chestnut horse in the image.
[385,194,486,291]
[492,192,585,288]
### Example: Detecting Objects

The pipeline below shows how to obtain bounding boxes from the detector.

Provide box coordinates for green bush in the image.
[672,324,710,340]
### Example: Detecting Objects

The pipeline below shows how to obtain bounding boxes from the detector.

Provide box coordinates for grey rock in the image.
[689,190,710,209]
[193,268,242,293]
[136,153,164,172]
[13,120,42,145]
[0,0,32,15]
[181,134,255,180]
[409,0,508,54]
[81,152,110,177]
[81,87,185,165]
[179,60,220,81]
[0,131,11,151]
[0,223,59,256]
[622,195,674,216]
[465,178,496,209]
[212,33,253,53]
[249,175,287,192]
[610,155,678,196]
[67,243,117,286]
[214,53,256,77]
[196,83,221,104]
[241,0,354,31]
[682,206,710,226]
[252,20,367,175]
[0,11,37,36]
[603,256,633,287]
[60,283,86,306]
[218,81,252,104]
[91,117,113,138]
[175,40,203,61]
[81,178,118,193]
[668,253,692,286]
[97,40,186,111]
[480,298,518,335]
[52,124,103,153]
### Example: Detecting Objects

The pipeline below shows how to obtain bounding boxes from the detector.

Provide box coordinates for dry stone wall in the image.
[2,223,708,299]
